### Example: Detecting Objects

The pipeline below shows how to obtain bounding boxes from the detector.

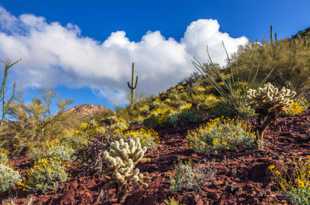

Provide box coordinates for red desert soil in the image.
[1,110,309,205]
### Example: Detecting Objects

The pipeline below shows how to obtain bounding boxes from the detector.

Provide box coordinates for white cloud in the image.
[0,7,248,105]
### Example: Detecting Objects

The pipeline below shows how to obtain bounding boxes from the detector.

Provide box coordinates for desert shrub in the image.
[103,138,147,202]
[247,83,296,144]
[193,59,259,119]
[193,60,252,117]
[177,110,202,124]
[229,38,310,97]
[0,94,73,155]
[164,197,184,205]
[101,114,129,134]
[187,118,255,153]
[26,158,68,193]
[170,161,214,192]
[75,130,120,175]
[287,187,310,205]
[268,157,309,205]
[202,94,221,109]
[123,128,160,148]
[0,164,21,193]
[62,119,107,150]
[0,148,9,165]
[166,109,203,128]
[29,139,75,162]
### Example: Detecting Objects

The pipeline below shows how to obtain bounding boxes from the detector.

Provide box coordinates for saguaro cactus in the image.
[270,25,274,44]
[127,62,138,106]
[0,60,20,120]
[269,25,278,44]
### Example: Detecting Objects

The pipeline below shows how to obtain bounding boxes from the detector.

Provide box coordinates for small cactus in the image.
[247,82,296,113]
[103,138,147,202]
[247,83,296,145]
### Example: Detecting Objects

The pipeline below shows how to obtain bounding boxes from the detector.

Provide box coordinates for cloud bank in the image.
[0,7,248,105]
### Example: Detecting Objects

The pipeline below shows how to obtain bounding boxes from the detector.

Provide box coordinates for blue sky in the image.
[0,0,309,110]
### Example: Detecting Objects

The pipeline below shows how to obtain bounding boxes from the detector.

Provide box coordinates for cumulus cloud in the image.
[0,7,248,105]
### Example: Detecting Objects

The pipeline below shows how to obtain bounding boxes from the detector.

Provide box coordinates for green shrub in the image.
[170,161,214,192]
[287,187,310,205]
[177,110,202,125]
[187,118,255,153]
[0,164,21,193]
[166,109,202,128]
[26,158,68,193]
[29,140,75,162]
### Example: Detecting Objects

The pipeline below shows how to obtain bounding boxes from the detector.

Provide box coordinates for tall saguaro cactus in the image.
[127,62,138,106]
[269,25,278,44]
[0,60,20,120]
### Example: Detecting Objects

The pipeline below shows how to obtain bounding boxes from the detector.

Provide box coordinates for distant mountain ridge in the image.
[65,104,110,119]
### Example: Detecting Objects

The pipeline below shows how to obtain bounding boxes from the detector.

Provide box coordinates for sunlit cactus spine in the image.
[103,138,147,202]
[0,60,20,120]
[127,62,138,106]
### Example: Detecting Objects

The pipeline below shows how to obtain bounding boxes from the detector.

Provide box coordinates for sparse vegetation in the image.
[268,157,310,205]
[0,26,309,205]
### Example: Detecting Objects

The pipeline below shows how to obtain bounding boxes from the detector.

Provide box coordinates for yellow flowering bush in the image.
[284,99,309,116]
[26,158,68,193]
[164,197,184,205]
[268,157,310,205]
[204,94,221,108]
[178,102,192,111]
[29,139,75,162]
[123,128,160,148]
[102,115,129,134]
[187,118,255,153]
[61,119,107,149]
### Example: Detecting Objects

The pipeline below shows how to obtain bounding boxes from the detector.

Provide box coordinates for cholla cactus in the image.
[103,138,147,202]
[247,83,296,145]
[0,164,21,193]
[247,83,296,113]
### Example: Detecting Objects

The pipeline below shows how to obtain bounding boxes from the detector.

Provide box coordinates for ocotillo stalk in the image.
[127,62,138,106]
[0,60,20,120]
